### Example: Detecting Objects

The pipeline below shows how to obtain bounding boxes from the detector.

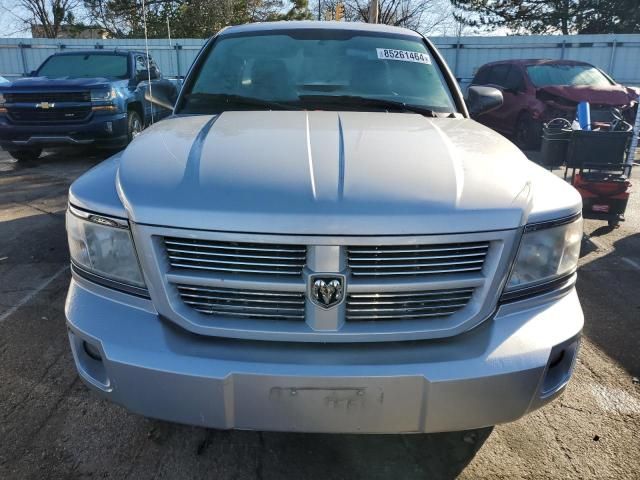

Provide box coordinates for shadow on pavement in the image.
[578,232,640,377]
[0,147,112,174]
[173,425,494,479]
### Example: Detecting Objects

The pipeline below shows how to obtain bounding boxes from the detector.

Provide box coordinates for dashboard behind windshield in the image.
[178,30,457,114]
[526,64,614,88]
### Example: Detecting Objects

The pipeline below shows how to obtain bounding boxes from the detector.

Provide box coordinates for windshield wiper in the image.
[297,95,442,117]
[184,93,300,111]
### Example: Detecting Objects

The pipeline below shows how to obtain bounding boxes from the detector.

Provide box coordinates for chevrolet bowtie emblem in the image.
[311,277,344,308]
[36,102,54,109]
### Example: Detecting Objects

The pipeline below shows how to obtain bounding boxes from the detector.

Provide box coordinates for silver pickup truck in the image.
[65,21,584,434]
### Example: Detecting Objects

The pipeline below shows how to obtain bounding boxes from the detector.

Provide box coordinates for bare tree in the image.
[11,0,83,37]
[316,0,452,34]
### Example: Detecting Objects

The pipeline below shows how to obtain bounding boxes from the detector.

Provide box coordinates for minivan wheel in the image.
[515,113,542,150]
[8,148,42,162]
[127,110,143,143]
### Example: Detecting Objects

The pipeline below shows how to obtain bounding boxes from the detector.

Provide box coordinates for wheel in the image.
[126,110,143,143]
[514,113,542,150]
[608,219,620,228]
[8,148,42,162]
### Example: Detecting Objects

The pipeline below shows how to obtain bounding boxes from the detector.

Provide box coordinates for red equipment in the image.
[571,165,632,227]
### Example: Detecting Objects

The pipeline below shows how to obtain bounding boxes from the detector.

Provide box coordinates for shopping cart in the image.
[541,109,634,227]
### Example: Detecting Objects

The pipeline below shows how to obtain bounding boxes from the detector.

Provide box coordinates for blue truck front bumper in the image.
[0,112,128,149]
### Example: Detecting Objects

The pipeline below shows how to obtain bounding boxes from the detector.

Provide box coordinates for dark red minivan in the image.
[470,59,639,149]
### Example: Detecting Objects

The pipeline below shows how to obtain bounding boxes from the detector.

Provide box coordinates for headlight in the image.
[505,215,582,292]
[90,88,116,102]
[66,206,145,290]
[0,92,5,105]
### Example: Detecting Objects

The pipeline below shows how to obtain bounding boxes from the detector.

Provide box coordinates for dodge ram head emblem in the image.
[310,276,344,308]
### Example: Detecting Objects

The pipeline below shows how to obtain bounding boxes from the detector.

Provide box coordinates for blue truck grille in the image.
[8,107,92,123]
[4,91,91,103]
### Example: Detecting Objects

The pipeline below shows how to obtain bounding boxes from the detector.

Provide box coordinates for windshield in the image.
[526,64,613,88]
[37,54,129,79]
[179,30,457,114]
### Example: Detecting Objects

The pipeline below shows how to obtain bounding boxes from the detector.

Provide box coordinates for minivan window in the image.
[473,67,490,85]
[486,65,510,88]
[526,64,613,88]
[179,31,457,114]
[504,67,525,91]
[37,54,129,79]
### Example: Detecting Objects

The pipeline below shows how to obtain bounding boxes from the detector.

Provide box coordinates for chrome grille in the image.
[347,242,490,277]
[347,288,474,321]
[164,237,306,276]
[177,285,305,320]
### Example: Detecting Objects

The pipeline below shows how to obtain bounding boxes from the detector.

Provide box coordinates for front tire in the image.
[8,148,42,162]
[515,113,542,150]
[126,110,143,143]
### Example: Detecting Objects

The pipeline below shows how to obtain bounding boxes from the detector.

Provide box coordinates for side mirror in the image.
[467,86,503,117]
[136,68,159,83]
[144,88,174,110]
[29,70,37,77]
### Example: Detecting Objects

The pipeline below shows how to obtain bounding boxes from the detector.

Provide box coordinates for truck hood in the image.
[1,76,112,91]
[537,84,638,106]
[116,111,575,235]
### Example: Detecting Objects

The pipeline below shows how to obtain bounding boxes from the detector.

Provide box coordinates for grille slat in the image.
[165,237,306,276]
[347,259,485,269]
[177,285,301,297]
[180,293,303,305]
[348,295,472,305]
[183,300,304,313]
[191,308,303,319]
[347,303,468,313]
[169,263,303,275]
[347,287,473,321]
[164,239,305,253]
[168,255,305,268]
[348,266,483,277]
[349,245,489,254]
[348,242,490,278]
[349,251,488,261]
[166,247,305,261]
[177,285,305,320]
[349,289,474,299]
[347,311,461,320]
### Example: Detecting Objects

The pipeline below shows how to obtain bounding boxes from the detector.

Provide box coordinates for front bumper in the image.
[65,274,583,433]
[0,112,127,149]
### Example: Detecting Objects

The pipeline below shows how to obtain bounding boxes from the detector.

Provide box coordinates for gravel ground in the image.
[0,147,639,479]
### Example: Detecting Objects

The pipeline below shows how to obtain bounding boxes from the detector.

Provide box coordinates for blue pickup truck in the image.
[0,50,177,161]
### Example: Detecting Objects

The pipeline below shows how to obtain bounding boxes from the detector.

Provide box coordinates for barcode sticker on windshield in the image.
[376,49,431,64]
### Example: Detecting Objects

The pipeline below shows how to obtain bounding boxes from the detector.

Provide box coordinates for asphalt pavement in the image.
[0,147,639,479]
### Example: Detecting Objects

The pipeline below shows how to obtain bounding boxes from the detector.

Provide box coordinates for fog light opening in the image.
[548,349,565,369]
[83,341,103,362]
[541,338,580,398]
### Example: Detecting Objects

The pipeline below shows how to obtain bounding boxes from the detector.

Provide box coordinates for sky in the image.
[0,0,499,39]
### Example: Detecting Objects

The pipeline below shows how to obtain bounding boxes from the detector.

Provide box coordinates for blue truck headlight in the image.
[505,215,582,292]
[90,88,116,102]
[66,206,145,289]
